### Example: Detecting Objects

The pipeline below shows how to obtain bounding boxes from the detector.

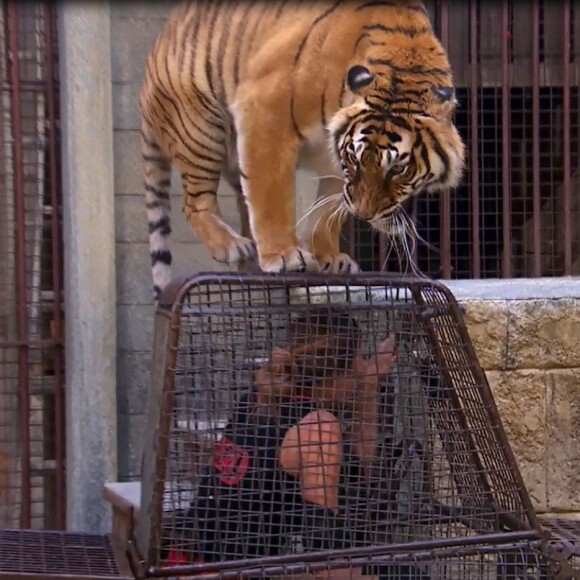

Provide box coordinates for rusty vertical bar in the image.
[469,0,481,278]
[43,0,65,529]
[438,0,452,278]
[410,196,418,266]
[379,226,387,271]
[531,0,541,276]
[562,0,572,275]
[6,0,32,528]
[501,0,512,278]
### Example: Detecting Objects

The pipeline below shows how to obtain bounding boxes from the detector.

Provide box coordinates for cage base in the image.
[0,529,133,579]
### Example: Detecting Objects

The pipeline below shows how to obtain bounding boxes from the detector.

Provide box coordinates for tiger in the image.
[140,0,465,300]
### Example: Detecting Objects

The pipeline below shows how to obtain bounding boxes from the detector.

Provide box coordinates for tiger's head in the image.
[328,62,465,235]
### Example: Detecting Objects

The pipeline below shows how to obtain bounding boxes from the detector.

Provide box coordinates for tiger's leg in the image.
[234,96,319,273]
[175,141,256,268]
[306,176,360,274]
[223,162,260,273]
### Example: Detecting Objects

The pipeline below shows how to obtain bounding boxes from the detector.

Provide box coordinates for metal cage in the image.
[131,273,578,579]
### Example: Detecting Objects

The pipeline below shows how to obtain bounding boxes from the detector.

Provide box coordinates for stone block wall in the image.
[446,279,580,514]
[110,2,224,478]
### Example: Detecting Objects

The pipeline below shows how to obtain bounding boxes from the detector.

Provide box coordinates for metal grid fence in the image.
[349,0,580,280]
[0,0,64,530]
[132,273,556,579]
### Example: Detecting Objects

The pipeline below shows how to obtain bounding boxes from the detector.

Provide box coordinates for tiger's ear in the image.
[347,65,374,93]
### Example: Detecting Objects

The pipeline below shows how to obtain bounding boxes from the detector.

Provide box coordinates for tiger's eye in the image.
[390,165,406,175]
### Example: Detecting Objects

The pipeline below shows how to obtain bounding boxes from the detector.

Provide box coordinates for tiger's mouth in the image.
[342,191,415,238]
[370,210,408,236]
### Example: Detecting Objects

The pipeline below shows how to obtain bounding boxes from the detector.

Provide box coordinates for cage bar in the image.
[128,272,580,579]
[501,0,513,278]
[6,0,32,529]
[0,0,65,530]
[562,0,573,275]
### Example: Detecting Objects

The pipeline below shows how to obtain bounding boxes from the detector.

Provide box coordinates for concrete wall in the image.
[111,1,215,479]
[59,3,117,532]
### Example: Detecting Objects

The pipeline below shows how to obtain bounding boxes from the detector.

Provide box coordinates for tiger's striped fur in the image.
[140,0,465,300]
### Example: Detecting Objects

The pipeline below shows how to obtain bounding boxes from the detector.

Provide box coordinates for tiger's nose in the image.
[354,202,375,221]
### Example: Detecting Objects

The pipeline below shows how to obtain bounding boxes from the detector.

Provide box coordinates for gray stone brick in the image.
[111,2,175,22]
[116,241,223,305]
[115,195,147,243]
[172,241,230,278]
[116,242,152,305]
[112,82,141,131]
[117,303,155,351]
[117,350,151,415]
[113,130,141,194]
[117,413,146,480]
[116,191,241,244]
[110,17,165,83]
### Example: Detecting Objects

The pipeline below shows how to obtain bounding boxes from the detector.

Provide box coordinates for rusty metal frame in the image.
[1,0,65,529]
[135,272,548,579]
[147,535,544,579]
[0,530,133,579]
[5,0,32,529]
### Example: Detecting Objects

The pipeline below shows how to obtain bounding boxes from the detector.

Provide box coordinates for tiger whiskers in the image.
[295,192,342,231]
[327,204,347,235]
[310,175,345,182]
[399,204,440,254]
[396,211,427,277]
[307,202,348,250]
[380,211,425,277]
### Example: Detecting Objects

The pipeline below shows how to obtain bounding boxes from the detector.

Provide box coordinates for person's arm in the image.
[348,336,397,472]
[314,335,396,404]
[254,347,296,413]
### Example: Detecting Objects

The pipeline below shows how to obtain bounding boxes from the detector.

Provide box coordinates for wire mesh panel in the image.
[133,273,555,579]
[348,0,580,280]
[0,1,64,530]
[0,529,133,580]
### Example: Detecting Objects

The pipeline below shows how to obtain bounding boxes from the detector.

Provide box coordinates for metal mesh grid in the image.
[0,1,64,530]
[349,0,580,280]
[540,516,580,577]
[0,529,131,579]
[136,273,545,578]
[144,540,559,579]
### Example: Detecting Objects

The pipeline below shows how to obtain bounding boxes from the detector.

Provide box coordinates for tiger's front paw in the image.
[317,252,360,274]
[258,247,320,273]
[211,232,256,265]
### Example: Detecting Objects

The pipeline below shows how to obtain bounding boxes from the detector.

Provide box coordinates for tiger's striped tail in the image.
[142,123,172,303]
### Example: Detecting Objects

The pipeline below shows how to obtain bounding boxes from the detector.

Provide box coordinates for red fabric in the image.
[163,548,189,566]
[212,435,250,485]
[163,550,209,575]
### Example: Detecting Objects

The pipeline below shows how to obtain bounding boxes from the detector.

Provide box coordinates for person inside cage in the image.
[167,310,398,577]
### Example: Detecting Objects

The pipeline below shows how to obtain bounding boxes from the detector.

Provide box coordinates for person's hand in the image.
[254,347,295,408]
[353,334,397,378]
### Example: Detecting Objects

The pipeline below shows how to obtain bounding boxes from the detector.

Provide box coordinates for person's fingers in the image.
[353,352,367,374]
[376,334,396,355]
[370,335,397,375]
[271,347,291,362]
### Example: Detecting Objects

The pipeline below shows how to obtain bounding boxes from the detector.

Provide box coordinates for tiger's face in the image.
[328,67,465,235]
